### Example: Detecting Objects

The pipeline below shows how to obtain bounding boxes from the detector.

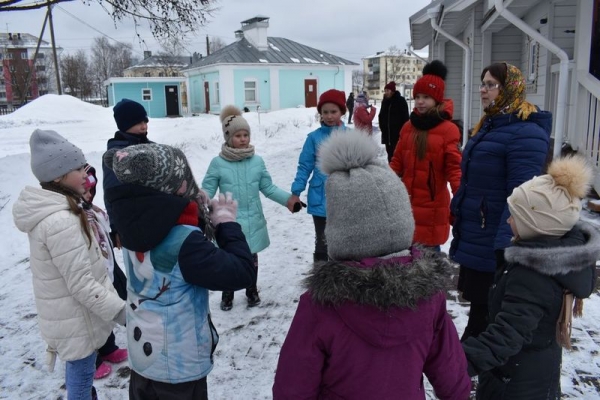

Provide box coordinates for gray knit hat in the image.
[103,143,200,199]
[29,129,86,182]
[319,129,415,260]
[220,105,251,145]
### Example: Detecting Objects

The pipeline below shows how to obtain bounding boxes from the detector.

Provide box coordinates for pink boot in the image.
[101,348,128,364]
[94,362,112,380]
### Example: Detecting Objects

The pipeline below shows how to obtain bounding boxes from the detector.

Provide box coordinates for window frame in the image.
[142,88,152,101]
[243,79,258,103]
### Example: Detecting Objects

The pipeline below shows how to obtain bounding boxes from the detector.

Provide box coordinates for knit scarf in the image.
[219,143,255,161]
[409,107,451,131]
[472,63,539,136]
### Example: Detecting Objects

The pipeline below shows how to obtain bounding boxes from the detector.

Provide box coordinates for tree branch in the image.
[0,0,75,12]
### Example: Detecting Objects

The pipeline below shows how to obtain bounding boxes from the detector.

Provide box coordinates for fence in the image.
[0,107,18,116]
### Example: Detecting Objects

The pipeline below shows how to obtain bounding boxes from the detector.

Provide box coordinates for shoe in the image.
[221,291,234,311]
[246,286,261,307]
[101,348,128,364]
[94,362,112,380]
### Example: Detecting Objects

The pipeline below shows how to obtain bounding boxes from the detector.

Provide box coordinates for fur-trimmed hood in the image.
[305,247,451,310]
[505,221,600,297]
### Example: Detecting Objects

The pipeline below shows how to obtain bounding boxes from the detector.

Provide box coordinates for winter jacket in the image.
[102,131,151,229]
[202,154,290,254]
[462,222,600,399]
[273,248,471,400]
[291,123,346,217]
[379,91,409,148]
[389,101,462,246]
[353,104,376,134]
[449,111,551,272]
[12,186,124,363]
[346,94,354,111]
[110,186,256,383]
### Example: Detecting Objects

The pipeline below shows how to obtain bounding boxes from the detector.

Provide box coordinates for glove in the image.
[114,307,126,326]
[293,201,307,213]
[210,192,238,226]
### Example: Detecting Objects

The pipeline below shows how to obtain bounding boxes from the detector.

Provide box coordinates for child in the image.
[103,98,152,244]
[273,130,470,399]
[103,143,256,399]
[389,60,462,250]
[352,92,376,134]
[462,155,599,399]
[13,129,126,399]
[202,105,293,311]
[287,89,347,262]
[81,164,129,380]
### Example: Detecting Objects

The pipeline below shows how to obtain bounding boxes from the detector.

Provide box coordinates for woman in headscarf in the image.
[450,62,552,340]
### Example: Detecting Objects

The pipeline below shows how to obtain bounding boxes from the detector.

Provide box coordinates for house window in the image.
[244,80,257,102]
[0,92,5,98]
[144,72,151,77]
[6,53,13,60]
[24,65,29,72]
[214,82,220,104]
[158,72,164,77]
[590,0,600,79]
[9,65,15,72]
[142,88,152,101]
[36,53,45,59]
[36,65,45,72]
[21,52,27,59]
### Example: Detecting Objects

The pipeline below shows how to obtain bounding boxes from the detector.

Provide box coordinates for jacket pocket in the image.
[427,161,436,201]
[480,196,488,229]
[207,313,219,363]
[308,175,325,207]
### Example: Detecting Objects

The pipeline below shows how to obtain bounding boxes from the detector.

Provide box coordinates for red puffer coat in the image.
[389,100,462,246]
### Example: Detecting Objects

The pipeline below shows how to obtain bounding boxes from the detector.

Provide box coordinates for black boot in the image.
[246,286,261,307]
[220,291,234,311]
[313,252,328,263]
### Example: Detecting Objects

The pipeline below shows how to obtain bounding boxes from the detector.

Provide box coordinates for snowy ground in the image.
[0,95,599,399]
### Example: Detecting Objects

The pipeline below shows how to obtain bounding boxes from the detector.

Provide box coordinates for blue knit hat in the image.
[113,99,149,133]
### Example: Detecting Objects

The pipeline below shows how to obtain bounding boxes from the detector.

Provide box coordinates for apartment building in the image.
[362,50,426,101]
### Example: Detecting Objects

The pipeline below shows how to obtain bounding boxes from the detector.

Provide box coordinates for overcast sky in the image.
[3,0,431,65]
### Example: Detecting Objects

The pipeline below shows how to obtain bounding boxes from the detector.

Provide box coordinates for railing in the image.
[0,107,17,116]
[574,72,600,194]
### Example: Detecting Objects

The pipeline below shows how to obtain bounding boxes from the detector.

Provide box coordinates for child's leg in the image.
[312,216,328,262]
[65,352,96,400]
[130,369,208,400]
[246,253,260,306]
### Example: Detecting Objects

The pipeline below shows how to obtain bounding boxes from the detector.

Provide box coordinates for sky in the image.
[1,95,600,398]
[1,0,432,64]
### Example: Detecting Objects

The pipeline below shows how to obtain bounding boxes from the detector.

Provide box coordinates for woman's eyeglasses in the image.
[479,83,501,91]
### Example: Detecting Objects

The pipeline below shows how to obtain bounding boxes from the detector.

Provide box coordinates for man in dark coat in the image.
[345,92,354,124]
[378,81,409,162]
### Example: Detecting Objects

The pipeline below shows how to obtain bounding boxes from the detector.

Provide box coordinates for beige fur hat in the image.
[220,105,251,145]
[508,155,593,240]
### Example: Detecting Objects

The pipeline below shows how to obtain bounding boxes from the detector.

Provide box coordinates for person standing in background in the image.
[379,81,409,162]
[353,93,376,135]
[346,92,355,124]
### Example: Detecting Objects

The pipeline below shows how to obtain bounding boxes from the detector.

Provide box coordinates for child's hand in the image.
[210,192,238,225]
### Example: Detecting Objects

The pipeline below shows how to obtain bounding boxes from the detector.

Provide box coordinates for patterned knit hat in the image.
[103,143,200,199]
[317,89,347,114]
[84,164,98,201]
[319,129,415,260]
[113,99,149,133]
[355,93,368,106]
[508,155,592,240]
[413,60,447,103]
[29,129,86,182]
[220,105,251,146]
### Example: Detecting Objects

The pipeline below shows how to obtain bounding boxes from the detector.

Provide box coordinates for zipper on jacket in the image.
[207,313,219,363]
[480,196,487,229]
[428,161,436,201]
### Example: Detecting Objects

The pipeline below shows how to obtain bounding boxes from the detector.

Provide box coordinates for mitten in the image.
[210,192,238,225]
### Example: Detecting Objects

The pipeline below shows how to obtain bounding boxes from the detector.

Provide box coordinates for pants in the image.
[462,302,489,341]
[223,253,258,298]
[385,142,395,163]
[347,108,354,124]
[66,352,96,400]
[129,369,208,400]
[313,216,328,261]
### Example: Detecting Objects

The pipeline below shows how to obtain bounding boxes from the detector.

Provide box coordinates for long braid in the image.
[40,181,93,247]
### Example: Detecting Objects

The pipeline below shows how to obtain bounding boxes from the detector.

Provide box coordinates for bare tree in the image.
[209,37,226,54]
[60,50,92,99]
[154,36,189,77]
[89,37,134,100]
[352,70,364,94]
[0,1,219,40]
[2,47,31,104]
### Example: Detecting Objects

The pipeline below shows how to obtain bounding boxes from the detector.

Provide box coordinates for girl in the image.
[81,164,129,380]
[352,92,376,134]
[13,129,126,400]
[462,155,599,399]
[274,130,470,399]
[202,105,293,311]
[389,60,462,250]
[287,89,347,263]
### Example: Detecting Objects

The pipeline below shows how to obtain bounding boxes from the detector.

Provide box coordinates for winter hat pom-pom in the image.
[219,105,242,123]
[318,129,379,175]
[547,155,593,199]
[422,60,448,81]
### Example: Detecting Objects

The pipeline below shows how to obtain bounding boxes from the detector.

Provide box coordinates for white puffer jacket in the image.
[13,186,125,364]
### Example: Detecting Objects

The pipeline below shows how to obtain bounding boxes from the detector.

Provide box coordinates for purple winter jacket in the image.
[273,248,470,400]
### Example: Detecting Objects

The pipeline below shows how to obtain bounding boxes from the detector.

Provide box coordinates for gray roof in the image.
[183,37,357,71]
[127,55,191,69]
[0,33,54,49]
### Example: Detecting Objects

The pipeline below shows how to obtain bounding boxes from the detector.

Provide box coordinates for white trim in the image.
[243,79,259,103]
[269,68,280,110]
[142,88,152,101]
[103,76,185,86]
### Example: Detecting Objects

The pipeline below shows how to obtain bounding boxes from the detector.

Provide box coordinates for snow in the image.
[259,59,269,63]
[1,95,600,399]
[289,57,300,63]
[268,43,281,52]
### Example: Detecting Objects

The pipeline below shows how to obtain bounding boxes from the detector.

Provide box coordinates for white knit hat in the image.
[220,105,251,146]
[508,155,592,240]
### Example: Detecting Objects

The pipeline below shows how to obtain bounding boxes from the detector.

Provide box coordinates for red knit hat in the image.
[384,81,396,92]
[317,89,346,114]
[413,60,447,104]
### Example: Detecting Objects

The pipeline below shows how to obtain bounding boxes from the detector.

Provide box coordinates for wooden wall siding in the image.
[445,41,463,118]
[491,24,522,67]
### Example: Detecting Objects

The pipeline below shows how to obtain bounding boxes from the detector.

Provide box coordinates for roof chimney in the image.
[17,33,21,40]
[234,30,244,40]
[240,16,269,51]
[143,50,152,59]
[8,33,12,40]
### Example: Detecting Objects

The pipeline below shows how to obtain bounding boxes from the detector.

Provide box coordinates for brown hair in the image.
[481,62,508,86]
[40,181,92,247]
[412,102,448,160]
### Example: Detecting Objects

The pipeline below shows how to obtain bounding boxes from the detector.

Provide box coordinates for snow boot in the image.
[101,348,128,364]
[246,286,261,307]
[220,291,234,311]
[94,362,112,380]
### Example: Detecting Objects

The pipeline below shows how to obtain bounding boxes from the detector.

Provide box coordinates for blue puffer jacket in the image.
[449,111,551,272]
[202,154,290,254]
[291,123,346,217]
